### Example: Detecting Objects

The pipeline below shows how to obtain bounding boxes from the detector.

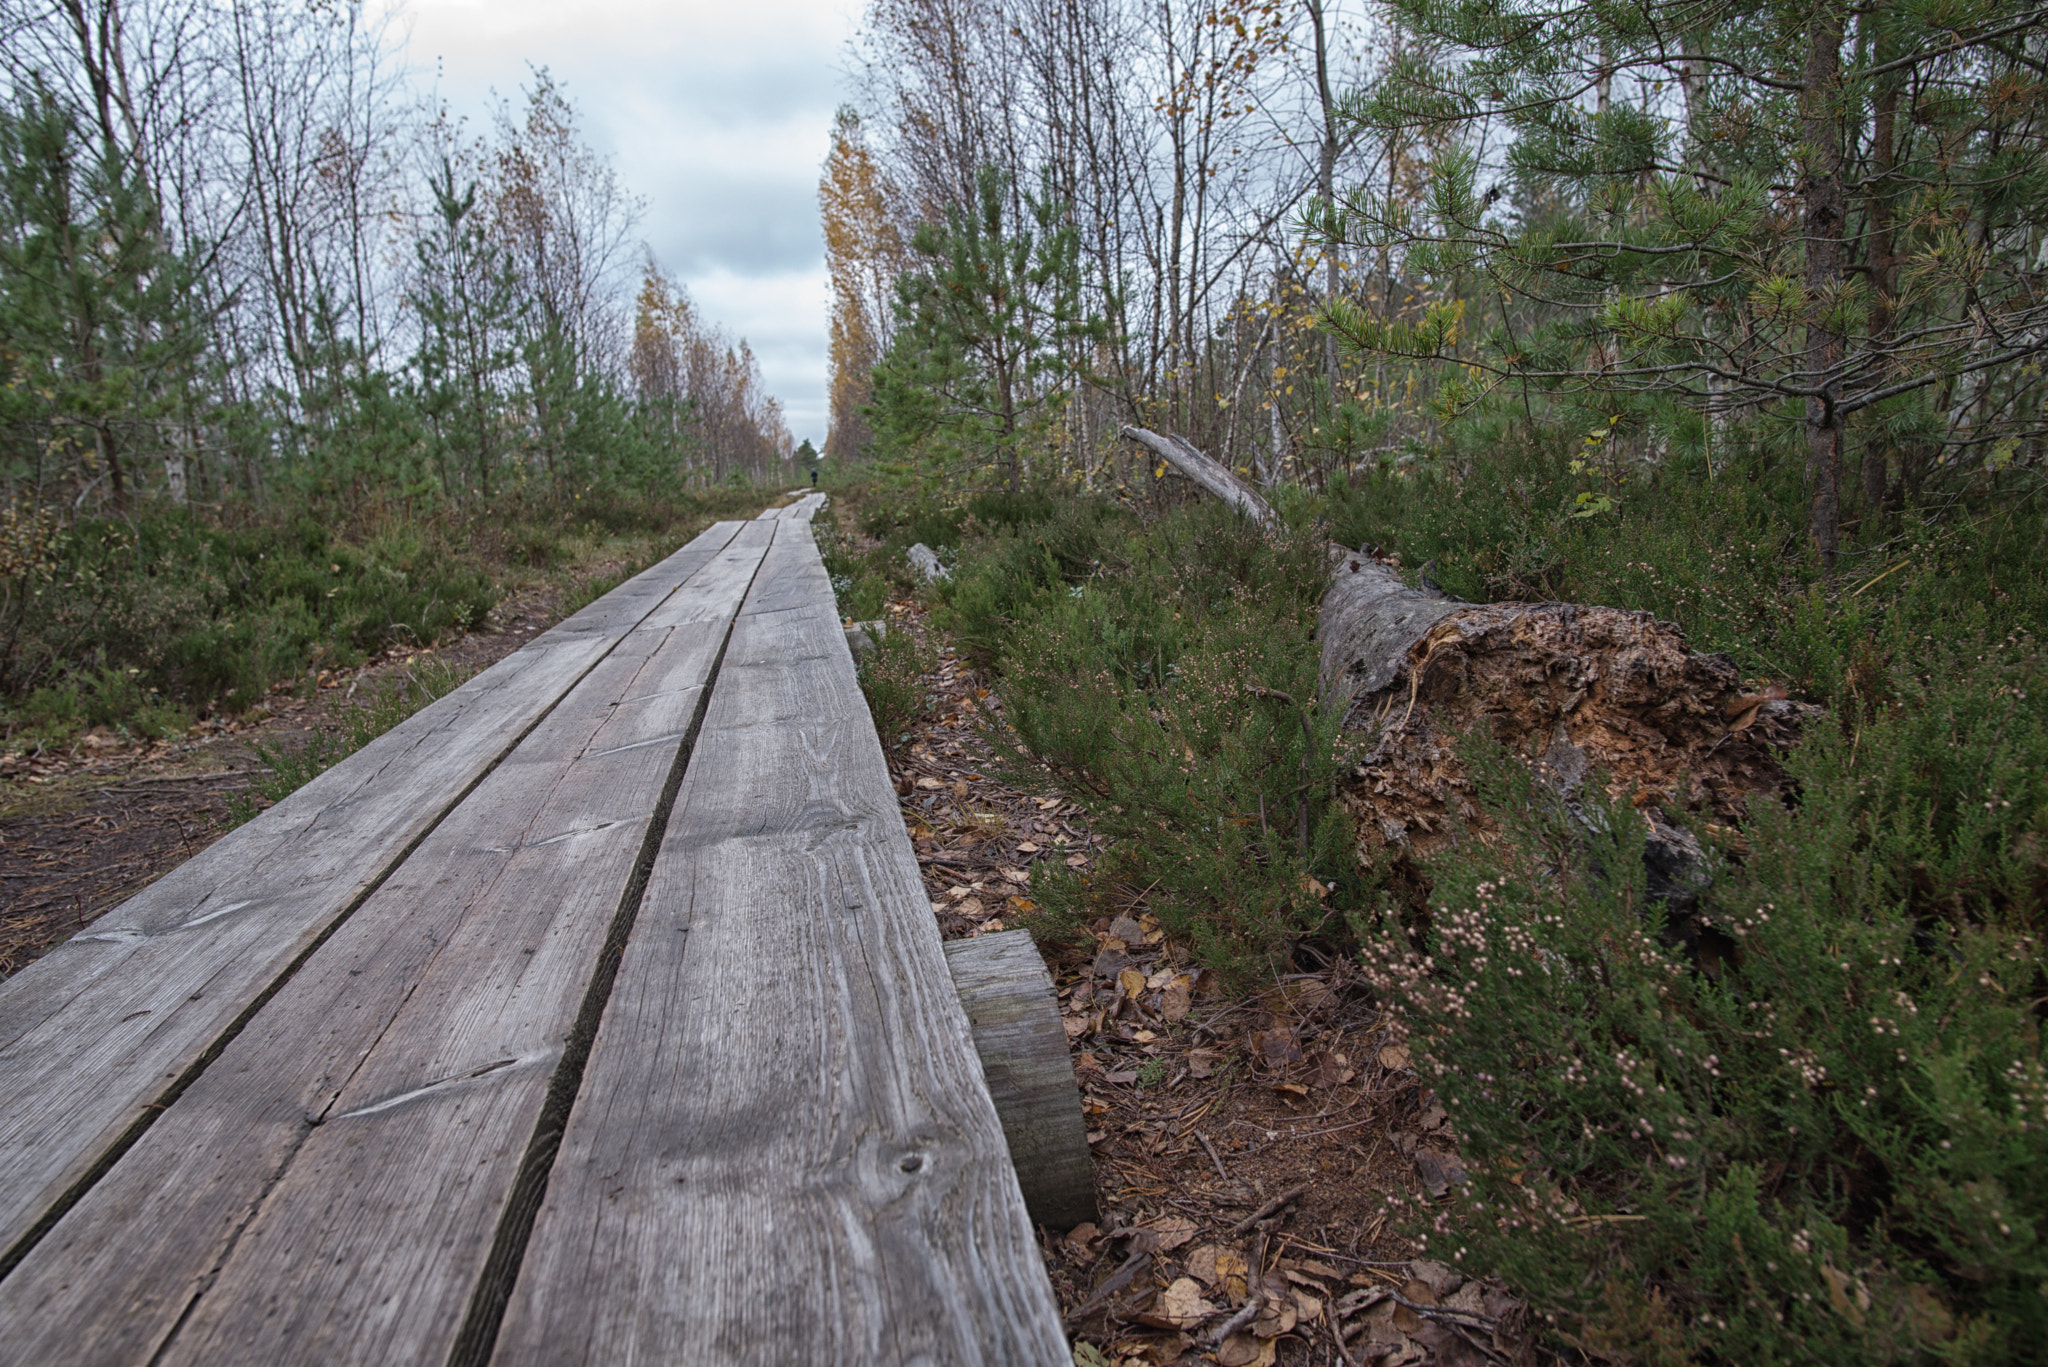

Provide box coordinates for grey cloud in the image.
[640,171,823,277]
[392,0,853,441]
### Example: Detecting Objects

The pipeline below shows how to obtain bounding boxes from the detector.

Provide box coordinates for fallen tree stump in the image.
[1319,551,1818,904]
[1114,426,1821,907]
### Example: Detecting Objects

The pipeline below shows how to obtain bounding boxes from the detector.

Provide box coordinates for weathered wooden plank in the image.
[757,491,826,523]
[0,521,778,1367]
[943,930,1098,1232]
[0,518,751,1268]
[491,521,1066,1367]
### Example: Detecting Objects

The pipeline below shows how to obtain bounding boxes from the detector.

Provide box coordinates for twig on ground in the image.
[1451,1319,1511,1362]
[1062,1249,1152,1324]
[1205,1290,1266,1346]
[1197,1130,1230,1181]
[1230,1183,1308,1235]
[1386,1290,1496,1330]
[1329,1305,1359,1366]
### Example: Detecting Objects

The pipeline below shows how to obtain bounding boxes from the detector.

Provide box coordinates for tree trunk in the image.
[1800,2,1848,567]
[1863,32,1899,515]
[1119,425,1273,526]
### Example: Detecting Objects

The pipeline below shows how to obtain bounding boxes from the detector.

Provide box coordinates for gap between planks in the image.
[0,521,759,1353]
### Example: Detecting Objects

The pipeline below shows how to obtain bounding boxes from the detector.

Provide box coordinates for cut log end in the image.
[844,621,886,657]
[943,930,1098,1232]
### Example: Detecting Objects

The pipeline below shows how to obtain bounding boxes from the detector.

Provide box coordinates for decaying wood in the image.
[942,929,1098,1232]
[1126,429,1819,903]
[1320,547,1816,898]
[1119,426,1276,527]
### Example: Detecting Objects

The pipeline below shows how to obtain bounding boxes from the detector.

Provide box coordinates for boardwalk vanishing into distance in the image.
[0,494,1072,1366]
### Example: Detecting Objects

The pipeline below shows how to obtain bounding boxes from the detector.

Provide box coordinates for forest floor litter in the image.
[878,594,1536,1367]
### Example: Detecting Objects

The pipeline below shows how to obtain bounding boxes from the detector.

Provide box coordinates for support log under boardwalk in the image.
[1117,426,1820,900]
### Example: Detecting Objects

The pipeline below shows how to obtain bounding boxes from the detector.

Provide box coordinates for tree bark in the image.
[1861,3,1900,515]
[1119,425,1274,526]
[1307,0,1341,393]
[1800,1,1848,567]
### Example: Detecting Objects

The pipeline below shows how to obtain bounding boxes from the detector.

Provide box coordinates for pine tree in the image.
[869,164,1098,491]
[0,88,206,513]
[407,158,525,503]
[1313,0,2048,566]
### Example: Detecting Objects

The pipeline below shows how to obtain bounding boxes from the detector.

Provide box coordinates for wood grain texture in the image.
[491,520,1067,1367]
[0,523,772,1367]
[943,931,1098,1232]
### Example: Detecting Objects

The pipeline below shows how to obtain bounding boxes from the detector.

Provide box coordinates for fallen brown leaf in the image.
[1146,1276,1216,1330]
[1185,1243,1231,1287]
[1215,1332,1278,1367]
[1254,1025,1303,1067]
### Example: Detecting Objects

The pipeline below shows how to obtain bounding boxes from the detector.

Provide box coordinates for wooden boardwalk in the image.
[0,496,1071,1365]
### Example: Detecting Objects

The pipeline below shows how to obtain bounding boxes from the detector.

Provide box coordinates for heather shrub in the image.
[958,498,1365,980]
[1357,627,2048,1363]
[853,623,939,751]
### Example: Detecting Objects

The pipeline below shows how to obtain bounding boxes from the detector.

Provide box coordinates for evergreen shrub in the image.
[1360,638,2047,1361]
[854,624,938,750]
[950,497,1364,980]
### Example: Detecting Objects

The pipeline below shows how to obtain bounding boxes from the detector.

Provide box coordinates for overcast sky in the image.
[377,0,862,446]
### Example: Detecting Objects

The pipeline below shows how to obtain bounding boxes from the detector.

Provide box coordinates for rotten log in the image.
[1119,430,1818,909]
[1321,550,1817,909]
